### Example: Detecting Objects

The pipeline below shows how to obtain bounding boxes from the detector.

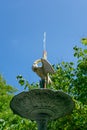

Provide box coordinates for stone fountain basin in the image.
[10,89,74,121]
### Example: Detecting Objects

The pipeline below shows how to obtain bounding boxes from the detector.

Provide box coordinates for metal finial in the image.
[43,32,47,60]
[43,32,46,51]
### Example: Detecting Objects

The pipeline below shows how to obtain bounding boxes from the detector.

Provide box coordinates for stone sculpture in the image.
[10,32,74,130]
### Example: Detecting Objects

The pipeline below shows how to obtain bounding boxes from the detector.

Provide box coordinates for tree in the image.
[47,40,87,130]
[0,75,37,130]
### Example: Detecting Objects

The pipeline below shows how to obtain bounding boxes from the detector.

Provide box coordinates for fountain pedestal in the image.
[10,89,74,130]
[36,113,49,130]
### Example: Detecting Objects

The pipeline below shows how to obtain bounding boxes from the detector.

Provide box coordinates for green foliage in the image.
[47,41,87,129]
[81,38,87,45]
[16,75,39,90]
[73,43,87,104]
[0,75,37,130]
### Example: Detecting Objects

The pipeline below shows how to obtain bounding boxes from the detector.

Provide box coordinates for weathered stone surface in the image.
[10,89,74,121]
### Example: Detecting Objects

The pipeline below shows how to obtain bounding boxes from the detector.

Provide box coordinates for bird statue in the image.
[32,32,54,88]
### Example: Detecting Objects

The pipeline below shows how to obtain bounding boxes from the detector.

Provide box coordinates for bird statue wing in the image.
[41,58,55,74]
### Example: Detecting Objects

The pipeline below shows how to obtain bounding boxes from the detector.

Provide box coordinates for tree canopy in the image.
[0,40,87,129]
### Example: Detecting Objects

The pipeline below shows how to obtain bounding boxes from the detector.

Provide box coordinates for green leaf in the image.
[18,79,25,86]
[81,38,87,45]
[84,49,87,54]
[16,75,23,79]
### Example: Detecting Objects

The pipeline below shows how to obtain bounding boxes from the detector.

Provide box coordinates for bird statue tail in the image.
[43,50,47,60]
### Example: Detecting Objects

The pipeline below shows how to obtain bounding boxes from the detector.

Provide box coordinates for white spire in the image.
[43,32,47,60]
[43,32,46,51]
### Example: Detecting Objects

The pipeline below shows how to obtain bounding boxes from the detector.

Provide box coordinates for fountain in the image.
[10,33,74,130]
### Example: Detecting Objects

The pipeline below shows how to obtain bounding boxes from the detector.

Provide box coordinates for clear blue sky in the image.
[0,0,87,91]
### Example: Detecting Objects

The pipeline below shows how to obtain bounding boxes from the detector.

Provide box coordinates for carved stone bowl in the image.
[10,89,74,121]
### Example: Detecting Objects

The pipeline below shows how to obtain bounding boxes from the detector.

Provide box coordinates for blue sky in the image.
[0,0,87,91]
